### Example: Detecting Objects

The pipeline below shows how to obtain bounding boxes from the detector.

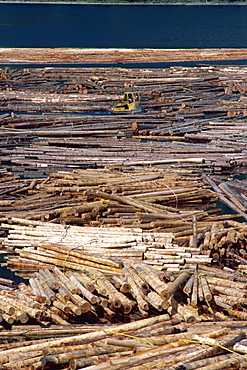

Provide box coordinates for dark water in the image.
[0,254,28,284]
[0,3,247,49]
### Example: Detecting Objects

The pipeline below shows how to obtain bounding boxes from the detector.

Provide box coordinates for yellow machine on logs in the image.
[113,91,142,114]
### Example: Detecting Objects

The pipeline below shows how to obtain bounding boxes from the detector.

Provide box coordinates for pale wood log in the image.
[39,268,60,290]
[3,355,42,369]
[205,275,247,290]
[2,313,14,325]
[111,276,131,293]
[214,297,233,310]
[233,338,247,354]
[125,266,149,294]
[53,267,79,294]
[177,304,197,324]
[228,309,247,320]
[93,270,134,313]
[41,345,128,367]
[43,342,96,357]
[166,271,191,298]
[191,273,198,308]
[172,353,241,370]
[0,301,15,316]
[200,276,212,302]
[12,309,29,324]
[57,285,71,301]
[29,277,41,297]
[198,275,204,302]
[146,291,169,311]
[132,262,170,300]
[122,267,149,313]
[183,275,194,296]
[161,331,246,369]
[0,295,43,321]
[52,300,71,314]
[40,242,121,269]
[69,275,98,304]
[74,273,95,292]
[132,315,181,338]
[209,284,246,298]
[69,293,91,313]
[19,249,122,275]
[69,356,100,370]
[34,271,55,301]
[47,308,70,325]
[66,301,82,316]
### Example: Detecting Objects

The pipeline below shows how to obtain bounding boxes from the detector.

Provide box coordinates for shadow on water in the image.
[0,253,28,284]
[207,173,247,223]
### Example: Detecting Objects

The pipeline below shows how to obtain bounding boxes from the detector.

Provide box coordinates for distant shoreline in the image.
[0,1,246,4]
[1,48,247,65]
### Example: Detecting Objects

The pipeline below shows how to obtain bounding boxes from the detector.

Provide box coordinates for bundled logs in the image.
[1,125,246,178]
[1,65,247,178]
[0,312,246,370]
[0,217,225,275]
[0,322,246,369]
[0,167,245,241]
[1,218,197,274]
[1,167,247,275]
[2,240,247,327]
[0,265,243,321]
[0,265,246,369]
[192,219,247,270]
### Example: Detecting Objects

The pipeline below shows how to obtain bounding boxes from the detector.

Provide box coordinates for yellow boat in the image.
[113,91,142,114]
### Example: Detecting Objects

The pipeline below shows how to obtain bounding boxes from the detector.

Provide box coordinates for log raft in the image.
[0,266,246,369]
[1,64,247,178]
[1,48,247,64]
[1,52,247,369]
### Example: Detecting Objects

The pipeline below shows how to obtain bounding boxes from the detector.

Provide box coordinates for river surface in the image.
[0,3,247,49]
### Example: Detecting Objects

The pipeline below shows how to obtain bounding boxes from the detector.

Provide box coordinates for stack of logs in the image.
[3,217,247,278]
[1,65,247,178]
[0,264,247,369]
[2,135,243,178]
[0,64,247,117]
[0,167,241,236]
[0,312,247,370]
[2,60,247,369]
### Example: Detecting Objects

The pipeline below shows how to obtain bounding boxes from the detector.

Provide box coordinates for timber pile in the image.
[0,167,241,239]
[1,64,247,117]
[1,47,247,64]
[3,218,247,276]
[1,65,247,177]
[0,167,247,245]
[1,136,243,179]
[1,60,247,369]
[0,314,246,370]
[0,267,247,368]
[1,217,204,274]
